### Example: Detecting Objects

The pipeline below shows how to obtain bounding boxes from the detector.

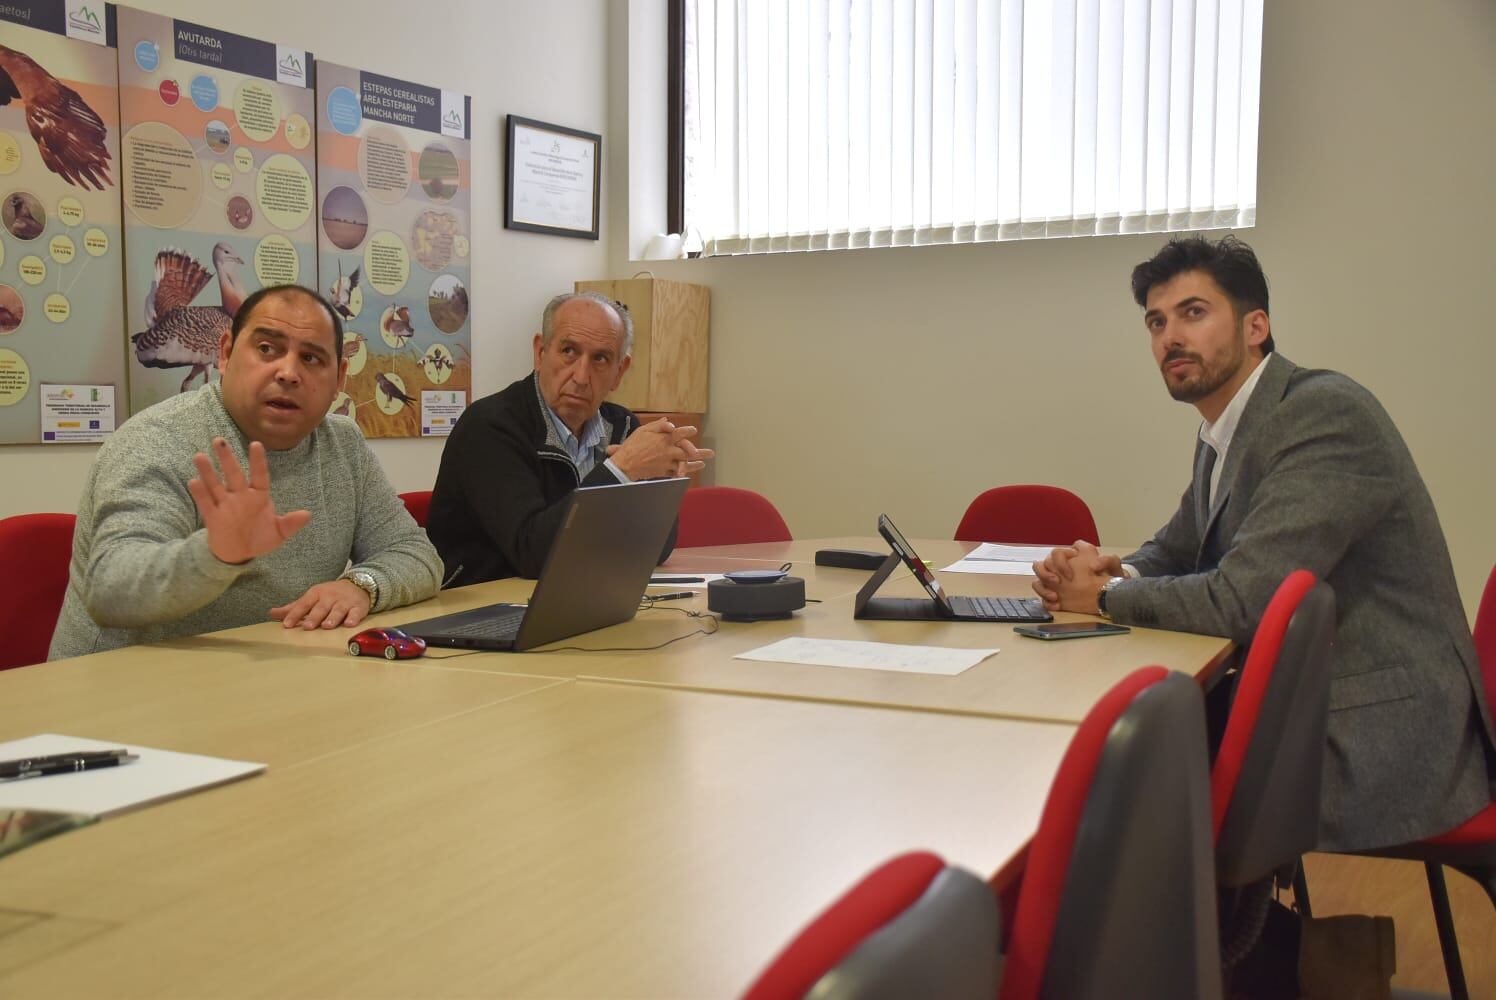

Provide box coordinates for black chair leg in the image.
[1425,861,1470,1000]
[1291,860,1313,919]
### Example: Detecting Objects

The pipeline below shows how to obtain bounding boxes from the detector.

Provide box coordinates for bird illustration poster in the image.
[0,0,128,445]
[115,8,315,415]
[314,61,471,438]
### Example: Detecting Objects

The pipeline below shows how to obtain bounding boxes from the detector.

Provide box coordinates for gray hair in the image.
[540,292,634,358]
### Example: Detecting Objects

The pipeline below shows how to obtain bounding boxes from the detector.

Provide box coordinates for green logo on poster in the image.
[68,5,103,34]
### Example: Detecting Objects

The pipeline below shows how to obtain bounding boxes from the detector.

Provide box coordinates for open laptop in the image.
[853,513,1052,623]
[399,477,689,651]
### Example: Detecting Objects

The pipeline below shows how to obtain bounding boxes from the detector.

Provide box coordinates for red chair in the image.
[1205,571,1335,978]
[954,485,1100,546]
[741,852,1000,999]
[0,513,76,669]
[1000,667,1221,1000]
[1212,570,1334,879]
[677,486,791,548]
[1314,564,1496,1000]
[744,668,1220,1000]
[399,490,432,528]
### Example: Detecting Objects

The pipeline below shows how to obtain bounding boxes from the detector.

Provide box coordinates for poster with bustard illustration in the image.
[0,0,127,444]
[314,60,470,438]
[115,8,316,415]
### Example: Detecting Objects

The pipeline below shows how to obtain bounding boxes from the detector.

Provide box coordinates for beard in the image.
[1161,334,1247,404]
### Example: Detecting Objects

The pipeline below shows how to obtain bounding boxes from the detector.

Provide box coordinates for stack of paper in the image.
[0,734,265,819]
[735,637,998,676]
[941,542,1055,575]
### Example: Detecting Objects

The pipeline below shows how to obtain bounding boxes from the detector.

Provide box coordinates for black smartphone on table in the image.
[1012,622,1130,640]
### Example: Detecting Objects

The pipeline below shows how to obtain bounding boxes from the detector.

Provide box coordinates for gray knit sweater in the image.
[49,383,442,659]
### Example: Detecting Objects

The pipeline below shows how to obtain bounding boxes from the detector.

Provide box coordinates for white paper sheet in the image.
[735,638,998,676]
[942,542,1055,575]
[0,734,265,818]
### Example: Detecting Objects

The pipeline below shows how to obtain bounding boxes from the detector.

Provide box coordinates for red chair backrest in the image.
[677,486,791,548]
[1002,666,1220,1000]
[1473,563,1496,721]
[0,513,76,669]
[954,485,1100,546]
[741,852,945,1000]
[1001,667,1167,1000]
[399,490,432,528]
[1211,570,1335,886]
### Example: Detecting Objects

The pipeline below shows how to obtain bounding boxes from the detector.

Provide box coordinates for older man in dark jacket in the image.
[429,293,711,587]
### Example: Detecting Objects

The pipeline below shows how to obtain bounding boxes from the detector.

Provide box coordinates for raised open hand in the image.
[186,437,311,565]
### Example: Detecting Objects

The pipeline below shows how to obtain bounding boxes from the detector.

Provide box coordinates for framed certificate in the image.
[505,115,602,240]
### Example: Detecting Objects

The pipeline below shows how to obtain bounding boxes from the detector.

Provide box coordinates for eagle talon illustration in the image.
[0,43,113,190]
[131,244,247,393]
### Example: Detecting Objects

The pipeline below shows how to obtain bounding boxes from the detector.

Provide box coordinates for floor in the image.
[1302,853,1494,996]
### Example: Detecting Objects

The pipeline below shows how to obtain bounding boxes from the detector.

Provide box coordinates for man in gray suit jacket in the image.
[1033,235,1494,852]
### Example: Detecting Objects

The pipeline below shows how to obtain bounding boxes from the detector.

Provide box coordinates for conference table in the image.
[0,538,1232,998]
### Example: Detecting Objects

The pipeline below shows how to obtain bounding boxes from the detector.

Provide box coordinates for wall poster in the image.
[315,61,470,438]
[115,8,315,415]
[0,0,128,443]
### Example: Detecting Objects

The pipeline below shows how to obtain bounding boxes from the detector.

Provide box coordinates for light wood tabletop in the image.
[0,679,1074,998]
[0,536,1232,997]
[367,537,1235,724]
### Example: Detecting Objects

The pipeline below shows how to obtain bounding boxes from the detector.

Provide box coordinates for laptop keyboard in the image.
[434,607,527,639]
[956,596,1047,621]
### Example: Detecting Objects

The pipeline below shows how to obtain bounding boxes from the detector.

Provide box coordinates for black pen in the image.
[650,576,706,584]
[647,591,697,602]
[0,748,129,777]
[0,753,139,782]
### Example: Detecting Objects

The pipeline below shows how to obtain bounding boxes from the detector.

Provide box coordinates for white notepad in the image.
[735,638,998,676]
[0,734,265,818]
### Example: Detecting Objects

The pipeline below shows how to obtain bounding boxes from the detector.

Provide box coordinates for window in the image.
[680,0,1263,256]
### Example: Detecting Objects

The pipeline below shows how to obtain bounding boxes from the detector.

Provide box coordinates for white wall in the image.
[0,0,613,514]
[9,1,1495,620]
[613,0,1496,618]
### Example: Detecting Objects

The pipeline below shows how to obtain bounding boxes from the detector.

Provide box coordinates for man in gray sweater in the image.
[50,285,442,659]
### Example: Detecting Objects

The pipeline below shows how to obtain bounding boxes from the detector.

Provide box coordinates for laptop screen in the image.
[876,514,954,613]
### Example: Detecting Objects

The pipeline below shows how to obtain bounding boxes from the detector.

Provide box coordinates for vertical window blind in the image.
[682,0,1263,256]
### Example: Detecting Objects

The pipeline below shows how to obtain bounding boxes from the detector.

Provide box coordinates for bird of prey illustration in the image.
[375,373,417,408]
[328,260,360,320]
[6,194,43,239]
[426,351,453,374]
[0,44,113,189]
[0,303,20,331]
[385,304,416,346]
[131,243,248,392]
[331,396,354,418]
[340,333,366,363]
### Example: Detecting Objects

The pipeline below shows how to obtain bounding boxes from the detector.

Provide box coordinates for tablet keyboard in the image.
[950,596,1049,622]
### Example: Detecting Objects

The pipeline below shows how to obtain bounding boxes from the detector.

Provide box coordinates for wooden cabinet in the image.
[574,277,709,413]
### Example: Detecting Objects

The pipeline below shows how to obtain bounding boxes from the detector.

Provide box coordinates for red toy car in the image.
[347,627,426,660]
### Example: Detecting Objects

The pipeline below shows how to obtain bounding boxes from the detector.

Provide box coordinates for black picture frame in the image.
[505,115,602,240]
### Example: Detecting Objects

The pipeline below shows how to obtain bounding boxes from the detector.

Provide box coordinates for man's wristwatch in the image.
[1097,576,1125,620]
[342,569,379,610]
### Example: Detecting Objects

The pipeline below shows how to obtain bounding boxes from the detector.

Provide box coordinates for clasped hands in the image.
[1031,540,1123,614]
[188,437,369,630]
[607,417,715,480]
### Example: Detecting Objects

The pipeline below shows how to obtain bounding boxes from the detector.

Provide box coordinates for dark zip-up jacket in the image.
[428,373,677,586]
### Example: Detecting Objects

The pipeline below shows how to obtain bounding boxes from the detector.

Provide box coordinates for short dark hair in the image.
[231,285,344,360]
[1131,234,1275,354]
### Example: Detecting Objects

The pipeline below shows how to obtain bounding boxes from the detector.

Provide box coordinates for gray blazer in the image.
[1108,353,1495,851]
